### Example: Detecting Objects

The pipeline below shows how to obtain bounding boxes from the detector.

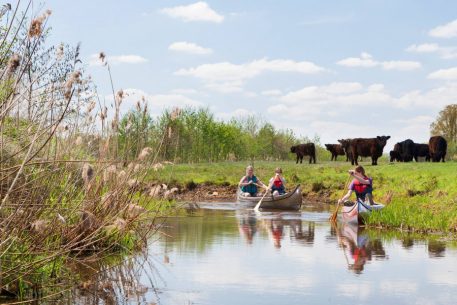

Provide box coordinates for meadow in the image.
[147,159,457,233]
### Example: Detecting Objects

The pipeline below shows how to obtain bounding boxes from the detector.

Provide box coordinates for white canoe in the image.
[341,199,384,225]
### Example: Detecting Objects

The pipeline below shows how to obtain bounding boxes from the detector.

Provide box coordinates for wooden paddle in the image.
[329,174,352,222]
[254,185,270,211]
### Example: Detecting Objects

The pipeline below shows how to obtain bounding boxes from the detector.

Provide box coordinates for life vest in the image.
[352,176,372,199]
[271,177,285,194]
[241,175,258,194]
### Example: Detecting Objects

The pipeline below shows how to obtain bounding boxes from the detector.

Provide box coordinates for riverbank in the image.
[147,160,457,233]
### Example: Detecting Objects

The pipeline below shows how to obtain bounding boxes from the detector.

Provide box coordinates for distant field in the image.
[148,159,457,233]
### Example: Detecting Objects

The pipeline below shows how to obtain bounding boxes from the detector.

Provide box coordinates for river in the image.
[75,202,457,305]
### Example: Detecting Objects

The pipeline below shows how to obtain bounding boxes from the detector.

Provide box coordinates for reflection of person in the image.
[269,167,286,196]
[239,215,257,244]
[239,165,267,197]
[270,219,284,249]
[338,166,375,205]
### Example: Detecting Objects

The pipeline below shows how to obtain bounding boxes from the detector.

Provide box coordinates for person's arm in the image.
[349,171,371,185]
[257,178,269,189]
[239,176,249,187]
[338,190,353,204]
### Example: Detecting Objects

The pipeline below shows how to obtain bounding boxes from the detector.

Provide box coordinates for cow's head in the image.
[338,139,349,147]
[290,146,297,153]
[324,144,331,150]
[376,135,391,147]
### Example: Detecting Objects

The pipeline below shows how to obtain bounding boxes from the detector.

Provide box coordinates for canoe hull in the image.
[342,199,384,225]
[237,186,302,210]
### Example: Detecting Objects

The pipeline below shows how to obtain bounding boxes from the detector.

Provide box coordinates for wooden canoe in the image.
[341,199,384,225]
[237,185,302,210]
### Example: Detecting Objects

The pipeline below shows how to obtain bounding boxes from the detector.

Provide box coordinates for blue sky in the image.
[39,0,457,149]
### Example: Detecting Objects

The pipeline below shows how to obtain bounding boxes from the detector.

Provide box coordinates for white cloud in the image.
[175,58,324,92]
[216,108,254,120]
[168,41,213,55]
[406,43,440,53]
[89,54,147,66]
[337,52,378,68]
[337,52,421,71]
[429,19,457,38]
[406,43,457,59]
[112,88,203,114]
[428,67,457,80]
[261,89,283,96]
[160,2,224,23]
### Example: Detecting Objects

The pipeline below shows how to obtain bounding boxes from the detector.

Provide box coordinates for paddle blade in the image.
[329,202,340,222]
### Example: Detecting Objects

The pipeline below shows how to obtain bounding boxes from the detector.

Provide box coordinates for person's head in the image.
[246,165,254,176]
[275,167,282,176]
[354,166,365,175]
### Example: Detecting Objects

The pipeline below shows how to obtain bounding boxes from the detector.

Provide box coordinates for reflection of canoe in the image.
[342,199,384,225]
[236,186,302,210]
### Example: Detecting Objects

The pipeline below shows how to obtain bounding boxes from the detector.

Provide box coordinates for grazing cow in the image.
[399,139,415,162]
[429,136,447,162]
[413,143,430,162]
[390,143,402,162]
[350,136,391,166]
[325,144,345,161]
[290,143,316,164]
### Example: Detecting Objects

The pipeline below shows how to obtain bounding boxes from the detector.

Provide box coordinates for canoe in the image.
[237,185,302,210]
[341,199,384,225]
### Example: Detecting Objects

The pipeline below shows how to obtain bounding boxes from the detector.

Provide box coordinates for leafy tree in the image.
[431,104,457,142]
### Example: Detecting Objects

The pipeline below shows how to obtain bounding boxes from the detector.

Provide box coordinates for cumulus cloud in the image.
[160,2,224,23]
[175,58,324,92]
[429,19,457,38]
[261,89,283,96]
[406,43,457,59]
[428,67,457,80]
[337,52,421,71]
[89,54,147,66]
[168,41,213,55]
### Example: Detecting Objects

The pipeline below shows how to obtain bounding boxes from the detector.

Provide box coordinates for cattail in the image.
[7,53,21,74]
[133,163,142,173]
[75,136,83,145]
[86,100,96,113]
[136,100,141,112]
[56,44,64,60]
[138,147,152,161]
[116,90,124,103]
[168,126,172,138]
[153,163,164,171]
[171,107,181,120]
[82,163,94,185]
[117,170,127,182]
[99,52,106,63]
[28,10,51,38]
[64,70,81,100]
[100,106,108,120]
[103,164,117,183]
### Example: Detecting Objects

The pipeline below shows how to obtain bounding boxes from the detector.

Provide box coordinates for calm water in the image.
[87,203,457,305]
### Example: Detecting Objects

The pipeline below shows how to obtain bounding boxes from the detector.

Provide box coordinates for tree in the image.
[430,104,457,142]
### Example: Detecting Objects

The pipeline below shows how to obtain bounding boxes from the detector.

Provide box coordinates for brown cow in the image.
[429,136,447,162]
[325,144,345,161]
[290,143,316,164]
[413,143,430,162]
[350,136,390,166]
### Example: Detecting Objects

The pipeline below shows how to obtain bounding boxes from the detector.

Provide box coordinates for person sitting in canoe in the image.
[269,167,286,196]
[338,165,375,205]
[239,165,267,197]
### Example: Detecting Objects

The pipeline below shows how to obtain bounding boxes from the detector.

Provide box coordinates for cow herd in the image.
[290,135,448,166]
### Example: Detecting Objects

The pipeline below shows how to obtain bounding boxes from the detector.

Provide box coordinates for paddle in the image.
[254,185,270,211]
[329,174,352,222]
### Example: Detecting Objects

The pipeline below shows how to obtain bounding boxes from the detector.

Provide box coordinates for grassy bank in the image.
[147,159,457,233]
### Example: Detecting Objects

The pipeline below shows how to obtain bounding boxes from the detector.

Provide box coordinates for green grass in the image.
[147,159,457,233]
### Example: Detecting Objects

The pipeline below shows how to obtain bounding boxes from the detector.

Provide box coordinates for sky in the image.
[32,0,457,150]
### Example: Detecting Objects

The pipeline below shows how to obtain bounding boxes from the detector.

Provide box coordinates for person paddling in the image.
[338,165,375,205]
[239,165,267,197]
[269,167,286,196]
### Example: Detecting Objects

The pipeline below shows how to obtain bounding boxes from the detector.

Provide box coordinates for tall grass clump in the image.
[0,3,169,301]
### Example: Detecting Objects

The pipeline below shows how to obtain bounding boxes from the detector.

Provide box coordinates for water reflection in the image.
[428,239,446,258]
[337,224,387,274]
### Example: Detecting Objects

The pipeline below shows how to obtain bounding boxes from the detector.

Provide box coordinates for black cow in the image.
[350,136,390,166]
[338,139,354,162]
[413,143,430,162]
[325,144,345,161]
[429,136,447,162]
[390,143,403,162]
[399,139,415,162]
[290,143,316,164]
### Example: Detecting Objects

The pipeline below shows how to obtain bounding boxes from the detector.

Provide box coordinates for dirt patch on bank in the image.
[147,181,334,203]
